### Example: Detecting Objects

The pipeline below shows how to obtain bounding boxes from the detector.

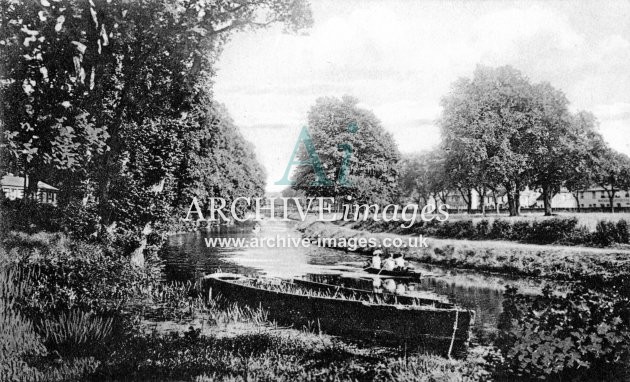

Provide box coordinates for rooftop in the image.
[1,174,58,191]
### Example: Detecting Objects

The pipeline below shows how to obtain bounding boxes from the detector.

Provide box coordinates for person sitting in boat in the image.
[393,253,406,270]
[395,283,406,295]
[382,253,396,271]
[383,278,396,293]
[371,250,383,269]
[372,277,383,293]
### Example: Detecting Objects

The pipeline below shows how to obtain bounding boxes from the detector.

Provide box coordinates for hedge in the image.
[351,217,630,247]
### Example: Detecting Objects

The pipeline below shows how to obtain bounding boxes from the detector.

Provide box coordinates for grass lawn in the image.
[445,211,630,231]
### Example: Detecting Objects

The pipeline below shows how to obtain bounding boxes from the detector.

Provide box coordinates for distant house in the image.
[428,187,540,211]
[427,185,630,212]
[534,188,577,209]
[575,186,630,209]
[1,174,59,205]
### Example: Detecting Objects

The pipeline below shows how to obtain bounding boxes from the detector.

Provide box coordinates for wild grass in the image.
[38,310,114,357]
[0,267,101,381]
[0,268,47,381]
[96,326,490,381]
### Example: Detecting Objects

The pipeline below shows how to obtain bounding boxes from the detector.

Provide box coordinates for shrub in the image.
[433,221,452,237]
[2,231,157,318]
[422,219,440,236]
[560,224,592,246]
[476,219,490,239]
[616,219,630,244]
[528,217,579,244]
[510,221,531,241]
[593,220,620,246]
[1,199,61,234]
[490,219,512,240]
[452,220,476,239]
[55,200,101,241]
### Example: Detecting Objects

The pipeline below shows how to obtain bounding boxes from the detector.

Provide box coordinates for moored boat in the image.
[363,266,424,279]
[202,273,475,357]
[292,277,451,307]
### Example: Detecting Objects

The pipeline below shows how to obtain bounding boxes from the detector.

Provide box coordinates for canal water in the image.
[162,220,563,342]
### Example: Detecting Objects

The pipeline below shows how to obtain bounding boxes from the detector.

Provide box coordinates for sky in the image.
[213,0,630,191]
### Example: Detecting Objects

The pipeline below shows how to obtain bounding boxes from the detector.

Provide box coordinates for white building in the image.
[429,185,630,211]
[1,174,59,205]
[576,187,630,209]
[429,188,540,211]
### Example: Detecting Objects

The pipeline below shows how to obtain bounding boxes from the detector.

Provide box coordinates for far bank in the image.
[298,219,630,281]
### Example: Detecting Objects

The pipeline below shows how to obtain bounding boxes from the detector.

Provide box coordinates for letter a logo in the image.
[275,126,333,186]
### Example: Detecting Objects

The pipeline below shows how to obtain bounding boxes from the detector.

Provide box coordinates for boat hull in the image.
[364,267,423,279]
[202,274,474,357]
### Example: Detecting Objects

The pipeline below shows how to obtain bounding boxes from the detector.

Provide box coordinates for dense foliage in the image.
[292,96,401,205]
[174,102,267,220]
[0,0,311,261]
[495,273,630,381]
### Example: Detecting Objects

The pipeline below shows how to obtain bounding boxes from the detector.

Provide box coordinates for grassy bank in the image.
[300,220,630,280]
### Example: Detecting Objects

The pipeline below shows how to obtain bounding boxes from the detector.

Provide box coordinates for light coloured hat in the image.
[373,249,383,255]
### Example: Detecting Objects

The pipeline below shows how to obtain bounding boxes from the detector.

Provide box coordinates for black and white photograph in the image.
[1,0,630,380]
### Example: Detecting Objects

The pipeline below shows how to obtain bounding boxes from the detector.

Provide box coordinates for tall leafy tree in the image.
[292,96,400,205]
[1,0,312,261]
[1,4,310,202]
[175,100,266,218]
[440,65,533,216]
[525,82,574,215]
[592,145,630,213]
[564,111,601,212]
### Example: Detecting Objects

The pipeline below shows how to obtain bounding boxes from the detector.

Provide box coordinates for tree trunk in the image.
[459,187,473,214]
[439,191,449,206]
[22,166,28,204]
[505,183,519,216]
[491,190,500,215]
[476,186,486,217]
[609,189,616,213]
[542,185,553,216]
[573,192,581,212]
[466,188,473,214]
[130,223,152,268]
[506,191,514,216]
